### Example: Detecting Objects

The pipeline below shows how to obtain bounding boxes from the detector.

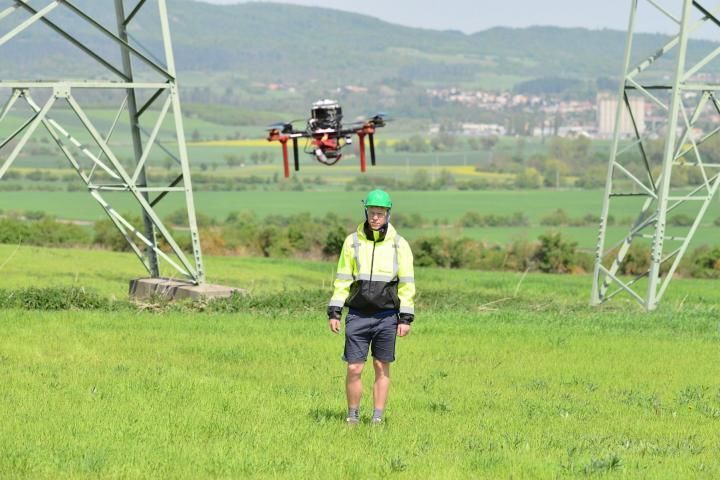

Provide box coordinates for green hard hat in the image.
[364,189,392,209]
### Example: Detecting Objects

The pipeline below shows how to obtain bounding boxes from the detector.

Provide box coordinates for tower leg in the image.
[115,0,159,277]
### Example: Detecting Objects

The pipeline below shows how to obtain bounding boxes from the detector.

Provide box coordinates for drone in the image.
[266,99,387,177]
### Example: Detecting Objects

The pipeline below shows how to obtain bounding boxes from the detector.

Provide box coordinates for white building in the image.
[461,123,506,136]
[597,92,645,138]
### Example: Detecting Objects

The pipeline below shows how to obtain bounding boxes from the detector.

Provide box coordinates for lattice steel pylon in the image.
[592,0,720,310]
[0,0,205,284]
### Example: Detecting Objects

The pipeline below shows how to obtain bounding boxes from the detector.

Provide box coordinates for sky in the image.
[197,0,713,36]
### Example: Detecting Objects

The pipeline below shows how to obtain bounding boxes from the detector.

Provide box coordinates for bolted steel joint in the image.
[53,84,71,98]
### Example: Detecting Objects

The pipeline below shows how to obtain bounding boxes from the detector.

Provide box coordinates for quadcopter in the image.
[266,99,387,177]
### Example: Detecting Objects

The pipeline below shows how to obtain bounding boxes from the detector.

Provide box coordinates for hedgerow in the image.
[3,214,720,278]
[0,287,131,310]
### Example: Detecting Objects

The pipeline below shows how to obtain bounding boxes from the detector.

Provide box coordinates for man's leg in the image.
[346,361,365,422]
[344,312,371,423]
[372,359,391,422]
[369,312,397,423]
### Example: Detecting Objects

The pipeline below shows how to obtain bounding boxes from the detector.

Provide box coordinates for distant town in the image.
[257,79,720,141]
[424,86,716,140]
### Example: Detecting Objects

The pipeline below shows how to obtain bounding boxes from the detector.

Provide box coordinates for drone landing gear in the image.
[357,132,376,172]
[277,136,301,178]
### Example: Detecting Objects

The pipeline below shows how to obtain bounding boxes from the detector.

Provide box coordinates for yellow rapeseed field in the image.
[189,139,276,147]
[444,166,514,179]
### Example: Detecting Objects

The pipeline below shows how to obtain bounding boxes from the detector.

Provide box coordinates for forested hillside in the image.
[4,1,717,87]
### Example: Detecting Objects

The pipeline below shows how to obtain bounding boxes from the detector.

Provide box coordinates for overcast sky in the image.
[197,0,717,36]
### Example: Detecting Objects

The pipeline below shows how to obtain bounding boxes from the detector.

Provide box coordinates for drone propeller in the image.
[266,119,304,133]
[369,112,390,124]
[346,113,389,130]
[266,122,290,132]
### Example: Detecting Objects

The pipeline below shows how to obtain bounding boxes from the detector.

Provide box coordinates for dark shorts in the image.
[343,310,398,363]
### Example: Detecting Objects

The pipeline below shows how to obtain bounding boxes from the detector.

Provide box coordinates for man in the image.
[327,189,415,425]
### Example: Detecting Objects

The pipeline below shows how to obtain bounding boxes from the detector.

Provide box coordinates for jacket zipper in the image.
[369,239,377,282]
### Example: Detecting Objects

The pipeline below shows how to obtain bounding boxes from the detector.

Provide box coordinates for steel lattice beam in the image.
[0,0,205,284]
[591,0,720,310]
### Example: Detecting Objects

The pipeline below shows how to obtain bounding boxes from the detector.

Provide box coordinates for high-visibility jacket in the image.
[327,222,415,323]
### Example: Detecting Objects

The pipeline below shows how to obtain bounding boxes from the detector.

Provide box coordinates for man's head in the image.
[364,189,392,231]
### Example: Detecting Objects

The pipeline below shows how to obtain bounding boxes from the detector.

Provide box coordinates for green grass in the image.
[0,189,617,222]
[1,245,720,477]
[0,244,334,298]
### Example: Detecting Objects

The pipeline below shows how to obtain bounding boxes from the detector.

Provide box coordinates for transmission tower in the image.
[592,0,720,310]
[0,0,205,284]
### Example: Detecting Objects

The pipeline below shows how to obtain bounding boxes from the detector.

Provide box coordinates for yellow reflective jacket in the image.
[327,222,415,323]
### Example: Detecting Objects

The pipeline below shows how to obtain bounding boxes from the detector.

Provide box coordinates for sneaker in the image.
[346,417,359,425]
[371,417,383,425]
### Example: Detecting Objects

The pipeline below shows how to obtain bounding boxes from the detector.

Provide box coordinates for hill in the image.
[3,1,718,89]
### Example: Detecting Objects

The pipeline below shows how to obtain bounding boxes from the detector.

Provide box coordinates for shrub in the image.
[24,210,47,221]
[323,225,347,258]
[93,216,140,252]
[391,212,424,228]
[413,236,453,268]
[514,167,542,189]
[165,209,214,228]
[502,240,536,271]
[459,211,485,227]
[29,218,91,246]
[533,232,579,273]
[540,209,570,226]
[0,218,30,244]
[668,214,693,227]
[257,225,293,257]
[510,212,530,227]
[199,227,227,255]
[687,245,720,278]
[0,217,89,247]
[618,243,651,275]
[448,238,485,269]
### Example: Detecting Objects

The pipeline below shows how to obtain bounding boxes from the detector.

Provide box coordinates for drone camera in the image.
[310,99,342,131]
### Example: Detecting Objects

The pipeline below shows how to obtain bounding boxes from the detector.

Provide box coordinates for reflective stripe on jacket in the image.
[328,222,415,321]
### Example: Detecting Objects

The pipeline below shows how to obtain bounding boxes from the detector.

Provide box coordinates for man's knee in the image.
[373,359,390,376]
[347,362,364,377]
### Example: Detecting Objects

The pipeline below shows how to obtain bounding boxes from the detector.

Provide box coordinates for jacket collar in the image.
[358,221,395,243]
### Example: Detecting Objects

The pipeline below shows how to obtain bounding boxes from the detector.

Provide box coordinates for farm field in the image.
[1,189,606,222]
[0,245,719,477]
[0,107,614,170]
[2,189,720,249]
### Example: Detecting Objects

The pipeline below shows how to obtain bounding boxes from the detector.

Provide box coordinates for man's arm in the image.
[397,236,415,327]
[327,235,355,331]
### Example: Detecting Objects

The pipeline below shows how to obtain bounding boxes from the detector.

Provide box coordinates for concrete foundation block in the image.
[129,277,244,301]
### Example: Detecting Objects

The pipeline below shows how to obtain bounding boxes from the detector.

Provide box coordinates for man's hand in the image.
[397,323,411,337]
[329,318,341,334]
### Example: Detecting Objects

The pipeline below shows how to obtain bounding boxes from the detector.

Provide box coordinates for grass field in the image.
[1,245,720,477]
[2,189,611,222]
